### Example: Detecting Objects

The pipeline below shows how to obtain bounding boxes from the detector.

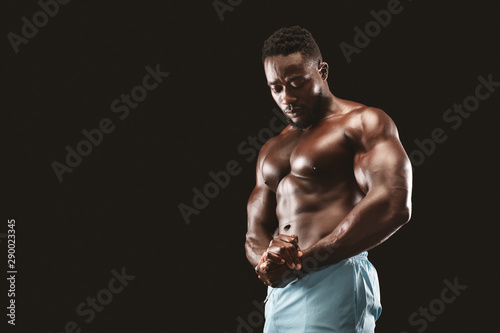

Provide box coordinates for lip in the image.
[285,107,302,117]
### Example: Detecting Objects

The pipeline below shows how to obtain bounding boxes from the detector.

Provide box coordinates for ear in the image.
[318,62,329,81]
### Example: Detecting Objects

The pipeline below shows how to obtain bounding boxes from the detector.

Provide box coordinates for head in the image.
[262,26,330,130]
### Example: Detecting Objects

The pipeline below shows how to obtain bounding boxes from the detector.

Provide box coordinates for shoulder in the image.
[255,125,289,164]
[344,106,399,148]
[259,123,295,155]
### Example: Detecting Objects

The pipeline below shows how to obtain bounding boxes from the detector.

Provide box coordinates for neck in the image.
[320,90,338,118]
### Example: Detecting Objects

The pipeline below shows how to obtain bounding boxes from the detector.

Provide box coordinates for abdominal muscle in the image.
[275,176,364,250]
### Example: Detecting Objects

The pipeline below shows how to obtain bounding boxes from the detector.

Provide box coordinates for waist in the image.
[266,251,370,294]
[311,251,368,273]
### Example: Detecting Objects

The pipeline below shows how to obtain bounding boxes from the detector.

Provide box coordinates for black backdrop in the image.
[3,0,499,332]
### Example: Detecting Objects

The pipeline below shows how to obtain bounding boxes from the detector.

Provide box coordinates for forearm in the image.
[302,188,411,268]
[245,228,273,267]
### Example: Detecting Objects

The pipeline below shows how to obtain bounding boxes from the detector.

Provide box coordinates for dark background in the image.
[3,0,499,332]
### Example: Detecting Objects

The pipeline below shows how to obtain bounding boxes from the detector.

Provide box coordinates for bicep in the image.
[246,143,279,235]
[354,137,412,193]
[247,184,278,234]
[351,108,412,194]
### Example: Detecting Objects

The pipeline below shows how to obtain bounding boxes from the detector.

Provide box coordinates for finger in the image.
[256,260,279,276]
[295,257,302,270]
[255,265,266,276]
[283,234,303,267]
[263,259,285,272]
[276,234,299,248]
[271,238,302,268]
[268,244,297,269]
[257,273,270,286]
[260,260,282,272]
[288,235,303,255]
[285,243,302,270]
[289,240,302,269]
[275,235,302,266]
[267,244,294,268]
[265,251,286,265]
[257,275,270,286]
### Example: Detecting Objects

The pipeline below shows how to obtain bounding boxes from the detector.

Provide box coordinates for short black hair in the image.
[262,26,322,65]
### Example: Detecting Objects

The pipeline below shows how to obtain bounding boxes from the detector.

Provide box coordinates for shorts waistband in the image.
[314,251,368,272]
[265,251,370,302]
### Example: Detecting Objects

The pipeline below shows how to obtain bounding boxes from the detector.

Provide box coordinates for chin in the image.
[287,116,313,130]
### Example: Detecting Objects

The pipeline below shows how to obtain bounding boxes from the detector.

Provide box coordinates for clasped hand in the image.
[255,234,303,287]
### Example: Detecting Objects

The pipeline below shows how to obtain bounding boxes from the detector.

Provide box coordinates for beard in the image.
[286,91,326,130]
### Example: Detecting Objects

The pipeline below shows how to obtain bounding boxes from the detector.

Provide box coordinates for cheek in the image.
[301,83,322,106]
[272,94,281,105]
[312,81,323,95]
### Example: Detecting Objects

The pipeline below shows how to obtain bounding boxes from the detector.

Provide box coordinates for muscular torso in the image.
[261,100,366,249]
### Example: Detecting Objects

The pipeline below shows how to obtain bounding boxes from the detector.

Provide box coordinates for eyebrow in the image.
[268,75,305,86]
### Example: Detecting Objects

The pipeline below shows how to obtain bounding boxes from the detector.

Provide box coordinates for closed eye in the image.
[290,78,306,89]
[270,85,282,94]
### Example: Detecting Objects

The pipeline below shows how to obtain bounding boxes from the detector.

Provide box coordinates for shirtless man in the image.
[245,26,412,332]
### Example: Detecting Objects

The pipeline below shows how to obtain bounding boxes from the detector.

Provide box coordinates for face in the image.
[264,52,328,130]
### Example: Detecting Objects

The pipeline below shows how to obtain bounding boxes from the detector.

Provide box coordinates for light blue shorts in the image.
[264,252,382,333]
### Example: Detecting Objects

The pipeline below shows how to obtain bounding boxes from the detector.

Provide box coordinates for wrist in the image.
[301,244,339,271]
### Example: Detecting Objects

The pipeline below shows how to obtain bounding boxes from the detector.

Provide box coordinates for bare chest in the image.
[261,125,353,192]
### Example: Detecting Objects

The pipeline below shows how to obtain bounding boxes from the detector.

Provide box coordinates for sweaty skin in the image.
[245,53,412,287]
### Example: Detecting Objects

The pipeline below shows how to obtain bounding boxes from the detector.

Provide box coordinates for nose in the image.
[281,88,297,106]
